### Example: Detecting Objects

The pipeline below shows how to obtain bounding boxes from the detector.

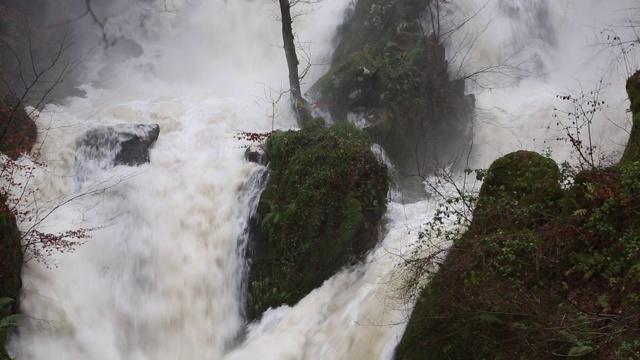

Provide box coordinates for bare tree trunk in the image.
[278,0,312,127]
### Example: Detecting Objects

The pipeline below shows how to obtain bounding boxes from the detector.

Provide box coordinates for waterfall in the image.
[5,0,357,358]
[5,0,638,359]
[441,0,637,167]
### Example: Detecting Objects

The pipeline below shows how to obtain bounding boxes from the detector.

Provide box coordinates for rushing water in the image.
[5,0,639,359]
[443,0,637,167]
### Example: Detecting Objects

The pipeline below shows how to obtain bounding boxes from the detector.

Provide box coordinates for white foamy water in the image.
[226,200,439,360]
[4,0,639,359]
[5,0,367,359]
[441,0,638,167]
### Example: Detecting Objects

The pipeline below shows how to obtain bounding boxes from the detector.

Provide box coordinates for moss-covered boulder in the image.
[472,150,564,233]
[0,95,37,159]
[246,119,389,320]
[0,196,22,359]
[396,152,640,359]
[309,0,473,198]
[619,70,640,165]
[309,52,378,120]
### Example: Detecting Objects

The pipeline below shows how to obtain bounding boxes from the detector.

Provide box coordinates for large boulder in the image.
[76,123,160,167]
[246,119,389,320]
[472,150,564,233]
[395,152,567,360]
[0,95,37,159]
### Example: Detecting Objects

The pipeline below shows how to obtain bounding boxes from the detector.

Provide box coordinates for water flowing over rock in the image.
[3,0,638,359]
[76,123,160,167]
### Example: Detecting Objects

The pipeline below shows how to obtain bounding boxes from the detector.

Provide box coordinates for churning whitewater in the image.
[443,0,636,166]
[5,0,638,359]
[7,0,368,358]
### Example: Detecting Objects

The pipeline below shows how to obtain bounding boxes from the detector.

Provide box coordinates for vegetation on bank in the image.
[246,119,389,320]
[0,197,21,360]
[0,95,32,359]
[396,71,640,359]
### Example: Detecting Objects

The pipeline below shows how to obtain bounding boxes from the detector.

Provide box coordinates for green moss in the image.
[310,24,472,193]
[330,0,399,63]
[247,119,389,319]
[309,52,377,119]
[396,154,640,359]
[472,151,563,233]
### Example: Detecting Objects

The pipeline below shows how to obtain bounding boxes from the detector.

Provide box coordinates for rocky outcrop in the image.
[309,0,473,200]
[246,119,389,320]
[244,146,267,165]
[396,149,640,359]
[77,123,160,167]
[471,150,563,233]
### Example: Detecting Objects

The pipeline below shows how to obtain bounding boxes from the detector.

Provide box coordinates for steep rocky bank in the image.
[310,0,473,199]
[396,71,640,359]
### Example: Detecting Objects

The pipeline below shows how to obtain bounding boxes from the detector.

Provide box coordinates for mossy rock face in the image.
[310,0,473,197]
[397,158,640,359]
[0,196,22,359]
[561,168,620,221]
[397,75,640,359]
[0,95,37,159]
[331,0,423,64]
[310,52,378,120]
[246,119,389,320]
[472,151,563,233]
[619,71,640,165]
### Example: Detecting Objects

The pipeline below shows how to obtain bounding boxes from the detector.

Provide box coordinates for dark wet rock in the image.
[244,146,267,165]
[77,123,160,167]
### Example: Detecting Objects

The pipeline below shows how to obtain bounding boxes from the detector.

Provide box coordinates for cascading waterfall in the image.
[6,0,357,358]
[5,0,639,359]
[442,0,637,167]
